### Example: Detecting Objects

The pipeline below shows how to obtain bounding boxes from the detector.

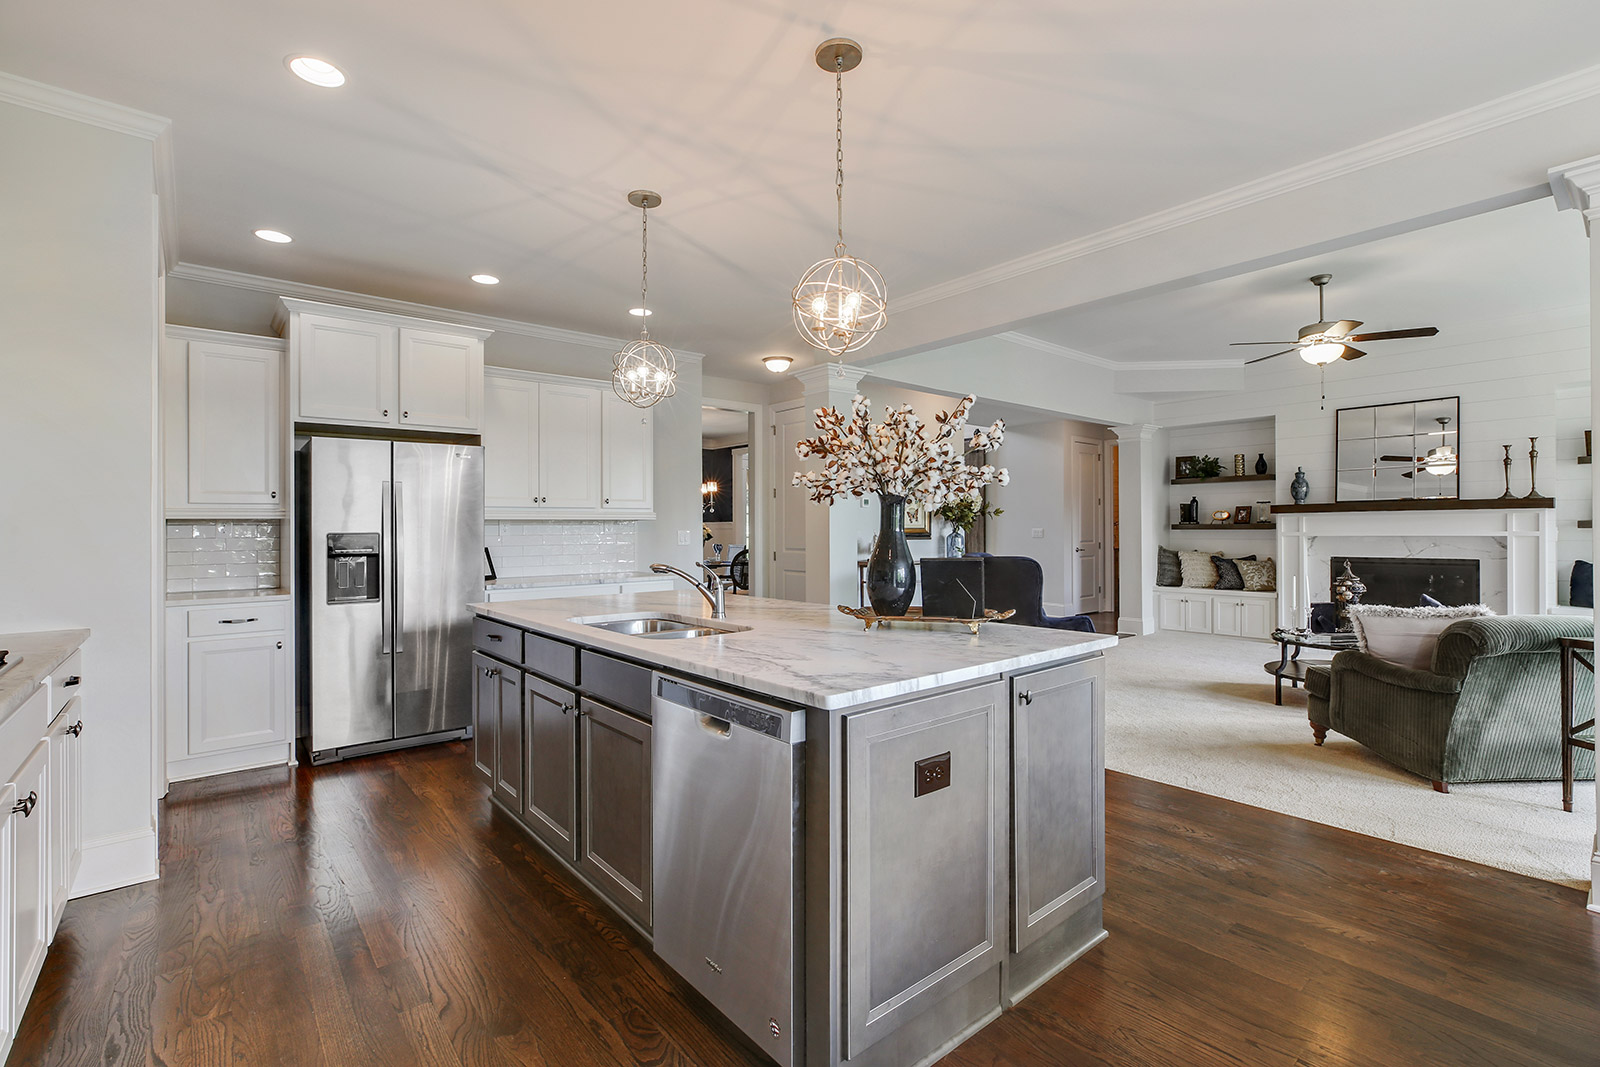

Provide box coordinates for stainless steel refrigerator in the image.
[296,436,484,763]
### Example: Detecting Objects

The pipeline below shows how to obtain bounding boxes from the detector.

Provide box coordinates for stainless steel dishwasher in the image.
[652,675,805,1067]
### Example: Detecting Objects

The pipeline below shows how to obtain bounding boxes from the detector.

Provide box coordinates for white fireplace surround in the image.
[1275,505,1555,628]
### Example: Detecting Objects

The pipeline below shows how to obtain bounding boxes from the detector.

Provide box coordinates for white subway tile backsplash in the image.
[167,520,282,593]
[484,520,640,579]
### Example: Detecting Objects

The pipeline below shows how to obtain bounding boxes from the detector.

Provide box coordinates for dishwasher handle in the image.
[697,713,732,738]
[656,677,804,745]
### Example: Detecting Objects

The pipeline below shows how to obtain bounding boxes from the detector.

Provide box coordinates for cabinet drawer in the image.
[473,617,523,661]
[48,648,84,716]
[579,650,652,719]
[524,632,578,686]
[188,602,289,637]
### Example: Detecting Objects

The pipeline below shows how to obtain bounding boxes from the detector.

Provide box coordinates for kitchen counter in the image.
[471,591,1115,710]
[165,587,290,605]
[0,629,89,723]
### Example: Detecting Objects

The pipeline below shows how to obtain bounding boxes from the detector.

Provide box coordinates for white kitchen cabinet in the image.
[46,704,82,934]
[162,327,286,518]
[276,298,491,434]
[539,381,604,510]
[399,327,483,431]
[602,392,654,512]
[1158,589,1276,639]
[8,739,48,1027]
[483,368,654,519]
[165,601,294,782]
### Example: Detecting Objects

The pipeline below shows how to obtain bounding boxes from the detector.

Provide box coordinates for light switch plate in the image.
[1031,527,1044,539]
[678,529,691,545]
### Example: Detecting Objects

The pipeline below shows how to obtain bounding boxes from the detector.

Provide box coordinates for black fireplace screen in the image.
[1331,556,1481,608]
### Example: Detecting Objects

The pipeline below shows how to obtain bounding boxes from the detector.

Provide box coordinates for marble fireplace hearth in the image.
[1272,499,1555,628]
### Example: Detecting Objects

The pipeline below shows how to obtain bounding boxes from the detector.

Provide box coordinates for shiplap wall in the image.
[1164,417,1277,562]
[1556,384,1593,603]
[1152,307,1590,600]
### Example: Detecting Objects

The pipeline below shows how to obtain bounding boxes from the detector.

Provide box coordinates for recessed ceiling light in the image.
[762,355,794,373]
[254,228,293,243]
[471,274,500,285]
[286,56,346,88]
[628,307,653,317]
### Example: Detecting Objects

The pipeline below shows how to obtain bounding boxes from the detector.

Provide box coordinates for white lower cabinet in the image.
[46,704,82,932]
[1158,590,1276,639]
[166,601,294,782]
[8,740,47,1027]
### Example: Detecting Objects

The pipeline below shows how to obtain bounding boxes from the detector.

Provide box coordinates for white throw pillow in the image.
[1178,551,1220,589]
[1347,603,1495,671]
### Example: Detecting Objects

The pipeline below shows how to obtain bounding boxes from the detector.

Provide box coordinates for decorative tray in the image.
[837,605,1015,634]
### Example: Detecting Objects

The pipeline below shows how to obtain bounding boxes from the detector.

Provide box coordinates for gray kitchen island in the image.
[468,591,1115,1067]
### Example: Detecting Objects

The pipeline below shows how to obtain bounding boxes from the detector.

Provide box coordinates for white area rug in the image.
[1104,630,1596,889]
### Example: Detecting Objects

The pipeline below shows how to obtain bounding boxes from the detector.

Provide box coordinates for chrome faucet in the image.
[651,562,729,619]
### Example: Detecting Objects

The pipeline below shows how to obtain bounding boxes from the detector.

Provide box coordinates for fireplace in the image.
[1331,556,1481,608]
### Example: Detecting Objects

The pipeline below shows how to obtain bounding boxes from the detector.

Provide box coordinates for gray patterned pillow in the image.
[1236,558,1276,592]
[1212,554,1256,591]
[1157,547,1181,586]
[1178,551,1219,589]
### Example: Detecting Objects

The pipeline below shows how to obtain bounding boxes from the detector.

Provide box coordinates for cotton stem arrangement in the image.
[793,394,1008,506]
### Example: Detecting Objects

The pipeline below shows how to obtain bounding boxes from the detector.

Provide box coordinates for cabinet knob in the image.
[383,409,390,417]
[271,491,277,499]
[276,641,284,650]
[402,411,409,419]
[67,721,83,737]
[604,498,609,504]
[12,791,36,818]
[485,667,499,678]
[1018,690,1033,706]
[561,703,575,715]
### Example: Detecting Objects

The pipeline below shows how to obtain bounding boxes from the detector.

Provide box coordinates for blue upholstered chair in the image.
[969,554,1096,633]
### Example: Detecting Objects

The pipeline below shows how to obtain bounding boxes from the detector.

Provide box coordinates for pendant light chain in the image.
[612,188,676,408]
[639,202,649,338]
[835,60,845,253]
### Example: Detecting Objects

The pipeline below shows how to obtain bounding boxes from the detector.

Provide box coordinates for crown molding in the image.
[168,262,707,361]
[792,363,870,393]
[1110,423,1161,442]
[0,71,170,139]
[897,63,1600,314]
[1548,153,1600,235]
[164,323,286,349]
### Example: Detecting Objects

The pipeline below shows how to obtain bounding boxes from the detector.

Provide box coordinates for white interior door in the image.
[732,446,750,545]
[1071,439,1104,614]
[772,404,809,601]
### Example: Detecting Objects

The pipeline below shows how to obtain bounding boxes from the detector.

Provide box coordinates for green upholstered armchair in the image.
[1305,615,1595,792]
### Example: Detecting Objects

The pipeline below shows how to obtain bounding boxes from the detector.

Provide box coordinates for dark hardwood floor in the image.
[12,744,1599,1066]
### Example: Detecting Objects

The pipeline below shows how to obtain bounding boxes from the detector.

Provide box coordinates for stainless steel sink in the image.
[574,613,750,640]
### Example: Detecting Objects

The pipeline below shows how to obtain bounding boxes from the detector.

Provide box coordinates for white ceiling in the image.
[1010,197,1590,364]
[6,0,1600,380]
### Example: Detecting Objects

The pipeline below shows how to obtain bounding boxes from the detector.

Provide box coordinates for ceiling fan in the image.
[1231,274,1439,367]
[1381,417,1458,480]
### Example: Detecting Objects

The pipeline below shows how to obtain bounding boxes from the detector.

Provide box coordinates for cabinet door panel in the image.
[493,668,523,808]
[10,740,48,1021]
[296,314,398,426]
[1011,658,1104,952]
[471,652,497,786]
[186,342,283,507]
[1242,599,1275,640]
[843,682,1006,1057]
[601,393,653,511]
[1156,593,1185,631]
[47,705,81,930]
[1182,597,1212,633]
[399,328,482,431]
[523,677,578,862]
[483,375,541,509]
[1212,598,1243,637]
[539,383,603,510]
[187,635,287,754]
[578,699,651,927]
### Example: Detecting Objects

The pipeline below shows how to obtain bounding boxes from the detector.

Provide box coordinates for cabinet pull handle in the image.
[62,675,81,687]
[1018,690,1033,706]
[219,618,258,625]
[561,704,575,715]
[13,792,36,818]
[67,721,83,737]
[486,633,502,641]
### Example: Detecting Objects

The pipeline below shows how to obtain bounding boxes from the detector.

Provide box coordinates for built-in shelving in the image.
[1171,523,1276,532]
[1273,498,1555,514]
[1169,473,1274,486]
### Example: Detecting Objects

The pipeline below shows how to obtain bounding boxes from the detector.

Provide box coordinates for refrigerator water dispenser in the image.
[326,532,381,603]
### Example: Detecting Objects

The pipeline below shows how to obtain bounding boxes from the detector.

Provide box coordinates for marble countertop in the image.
[471,592,1115,711]
[0,629,89,724]
[166,587,291,605]
[486,572,665,591]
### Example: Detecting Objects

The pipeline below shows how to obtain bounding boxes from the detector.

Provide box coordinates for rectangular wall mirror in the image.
[1334,396,1460,501]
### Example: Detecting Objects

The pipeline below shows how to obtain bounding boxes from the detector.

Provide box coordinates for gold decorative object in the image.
[792,38,887,356]
[611,190,678,408]
[837,605,1015,635]
[1500,444,1515,499]
[1525,436,1544,499]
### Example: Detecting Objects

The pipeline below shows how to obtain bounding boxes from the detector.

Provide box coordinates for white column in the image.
[793,364,871,607]
[1548,155,1600,913]
[1112,423,1164,635]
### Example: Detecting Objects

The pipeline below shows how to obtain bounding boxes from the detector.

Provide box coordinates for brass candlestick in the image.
[1525,437,1544,499]
[1499,444,1515,499]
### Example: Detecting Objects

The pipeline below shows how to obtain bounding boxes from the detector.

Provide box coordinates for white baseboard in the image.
[71,825,158,898]
[1117,615,1149,635]
[1590,844,1599,913]
[1044,601,1069,616]
[166,743,293,783]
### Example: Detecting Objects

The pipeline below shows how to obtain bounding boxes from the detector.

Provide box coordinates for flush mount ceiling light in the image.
[791,38,886,357]
[610,190,678,409]
[286,56,346,88]
[470,274,499,285]
[762,355,794,373]
[253,228,293,243]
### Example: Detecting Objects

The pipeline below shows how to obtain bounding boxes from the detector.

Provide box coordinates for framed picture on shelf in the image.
[1233,505,1253,525]
[905,499,931,539]
[1174,455,1197,479]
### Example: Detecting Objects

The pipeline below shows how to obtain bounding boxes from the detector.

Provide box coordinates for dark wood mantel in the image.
[1272,497,1555,515]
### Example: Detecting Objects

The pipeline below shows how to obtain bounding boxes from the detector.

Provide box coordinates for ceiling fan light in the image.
[1300,342,1345,366]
